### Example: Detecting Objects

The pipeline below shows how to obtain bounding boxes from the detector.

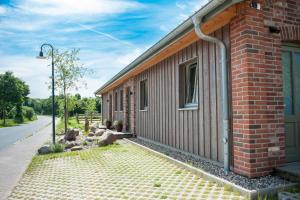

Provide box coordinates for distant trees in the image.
[26,94,101,120]
[0,72,30,125]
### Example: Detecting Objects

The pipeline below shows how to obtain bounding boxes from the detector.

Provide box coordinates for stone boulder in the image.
[86,136,97,142]
[99,125,106,130]
[57,136,65,144]
[73,129,80,136]
[38,146,52,155]
[90,122,99,133]
[70,146,83,151]
[88,132,95,137]
[95,129,105,136]
[90,126,97,133]
[65,141,78,149]
[64,129,76,141]
[98,131,117,147]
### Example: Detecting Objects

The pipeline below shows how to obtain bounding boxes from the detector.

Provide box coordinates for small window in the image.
[120,90,123,111]
[140,79,148,110]
[179,62,198,108]
[114,92,118,111]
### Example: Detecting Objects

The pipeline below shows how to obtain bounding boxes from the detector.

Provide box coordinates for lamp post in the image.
[37,43,56,144]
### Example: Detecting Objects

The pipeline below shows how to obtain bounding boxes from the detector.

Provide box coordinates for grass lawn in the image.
[56,117,85,134]
[0,116,37,128]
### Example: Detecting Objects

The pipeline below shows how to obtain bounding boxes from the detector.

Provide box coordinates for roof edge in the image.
[95,0,242,95]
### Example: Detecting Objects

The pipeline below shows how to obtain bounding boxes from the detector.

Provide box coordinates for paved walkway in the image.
[8,140,245,200]
[0,124,51,200]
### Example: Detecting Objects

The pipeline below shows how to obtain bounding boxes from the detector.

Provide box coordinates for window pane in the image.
[189,65,196,103]
[140,80,147,110]
[145,80,148,107]
[283,51,293,115]
[114,92,118,111]
[185,64,197,104]
[294,52,300,114]
[120,90,123,111]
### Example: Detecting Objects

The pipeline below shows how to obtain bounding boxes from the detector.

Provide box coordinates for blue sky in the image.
[0,0,208,98]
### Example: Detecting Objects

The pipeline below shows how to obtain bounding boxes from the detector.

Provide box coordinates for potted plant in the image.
[113,120,123,132]
[104,119,112,129]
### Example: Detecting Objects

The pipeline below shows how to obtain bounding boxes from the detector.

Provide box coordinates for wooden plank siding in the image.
[135,25,229,163]
[101,25,230,163]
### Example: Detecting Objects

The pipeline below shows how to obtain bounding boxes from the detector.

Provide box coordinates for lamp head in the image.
[36,51,46,59]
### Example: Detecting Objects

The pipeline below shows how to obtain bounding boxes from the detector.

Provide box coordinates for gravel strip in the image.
[129,137,292,190]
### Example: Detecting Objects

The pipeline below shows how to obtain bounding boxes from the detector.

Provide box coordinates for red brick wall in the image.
[123,78,137,135]
[230,0,300,178]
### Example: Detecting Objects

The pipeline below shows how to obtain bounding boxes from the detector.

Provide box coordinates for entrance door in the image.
[126,88,131,132]
[283,43,300,162]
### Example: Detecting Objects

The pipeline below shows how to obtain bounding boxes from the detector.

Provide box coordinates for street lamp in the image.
[37,43,56,144]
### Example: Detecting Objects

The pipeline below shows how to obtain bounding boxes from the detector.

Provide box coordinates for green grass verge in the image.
[56,117,85,134]
[0,117,37,128]
[28,143,121,172]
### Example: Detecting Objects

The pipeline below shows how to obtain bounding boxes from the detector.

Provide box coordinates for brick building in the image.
[96,0,300,178]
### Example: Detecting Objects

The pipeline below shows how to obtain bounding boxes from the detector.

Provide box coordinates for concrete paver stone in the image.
[8,140,245,200]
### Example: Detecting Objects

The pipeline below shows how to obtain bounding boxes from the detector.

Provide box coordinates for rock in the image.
[86,136,96,142]
[90,126,97,133]
[65,141,78,149]
[98,131,117,147]
[73,129,80,136]
[70,146,83,151]
[57,136,65,144]
[38,146,52,155]
[88,132,95,137]
[64,129,76,141]
[95,129,105,136]
[99,125,106,130]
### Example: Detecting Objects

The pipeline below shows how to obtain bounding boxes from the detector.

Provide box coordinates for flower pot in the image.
[116,124,123,132]
[105,120,112,129]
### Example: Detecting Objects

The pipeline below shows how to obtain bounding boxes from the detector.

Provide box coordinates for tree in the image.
[95,96,102,113]
[84,98,96,123]
[0,72,29,125]
[50,49,87,132]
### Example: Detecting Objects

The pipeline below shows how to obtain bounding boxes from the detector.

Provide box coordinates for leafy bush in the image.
[14,104,24,123]
[22,106,36,120]
[50,143,65,153]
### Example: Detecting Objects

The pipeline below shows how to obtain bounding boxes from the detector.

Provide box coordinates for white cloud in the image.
[0,47,145,98]
[159,24,169,32]
[0,55,51,98]
[175,2,186,10]
[19,0,144,16]
[70,77,103,97]
[116,48,143,66]
[0,6,7,15]
[0,18,53,31]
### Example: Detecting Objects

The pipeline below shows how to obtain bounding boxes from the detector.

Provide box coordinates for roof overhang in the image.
[95,0,243,95]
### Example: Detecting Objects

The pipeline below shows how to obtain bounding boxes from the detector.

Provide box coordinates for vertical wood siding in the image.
[135,25,230,163]
[101,25,230,163]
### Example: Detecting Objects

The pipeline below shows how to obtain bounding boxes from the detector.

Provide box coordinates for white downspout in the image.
[192,5,230,174]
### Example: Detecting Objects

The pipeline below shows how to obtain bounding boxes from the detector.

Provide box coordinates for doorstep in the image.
[112,131,133,139]
[276,162,300,183]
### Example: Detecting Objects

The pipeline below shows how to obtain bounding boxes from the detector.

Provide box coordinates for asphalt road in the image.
[0,116,52,150]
